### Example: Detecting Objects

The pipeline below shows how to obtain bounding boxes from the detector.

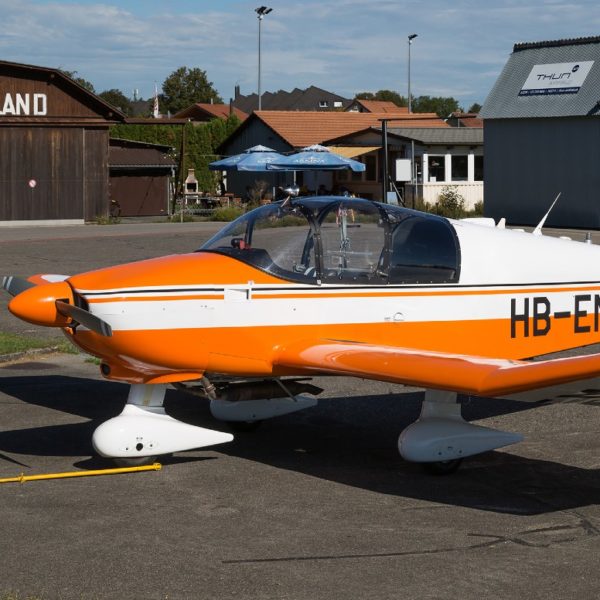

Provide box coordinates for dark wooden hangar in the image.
[0,60,126,224]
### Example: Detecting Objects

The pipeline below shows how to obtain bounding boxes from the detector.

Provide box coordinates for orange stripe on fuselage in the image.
[65,252,600,383]
[68,316,600,384]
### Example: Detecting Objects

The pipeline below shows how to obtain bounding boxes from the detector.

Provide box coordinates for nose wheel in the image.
[113,455,159,468]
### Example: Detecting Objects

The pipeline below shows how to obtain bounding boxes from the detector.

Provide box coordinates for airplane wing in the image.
[274,340,600,397]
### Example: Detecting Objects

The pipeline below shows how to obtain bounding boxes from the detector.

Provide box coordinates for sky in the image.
[1,0,599,110]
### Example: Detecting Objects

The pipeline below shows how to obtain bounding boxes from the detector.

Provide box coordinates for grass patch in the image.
[0,332,77,356]
[92,215,121,225]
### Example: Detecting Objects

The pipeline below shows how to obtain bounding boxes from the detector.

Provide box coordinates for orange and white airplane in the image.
[5,195,600,473]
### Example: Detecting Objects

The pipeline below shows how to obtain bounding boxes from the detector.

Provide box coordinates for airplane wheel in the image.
[422,458,463,475]
[113,456,158,468]
[226,420,263,433]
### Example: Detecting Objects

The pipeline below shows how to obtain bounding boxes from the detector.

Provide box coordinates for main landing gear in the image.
[398,389,523,474]
[90,381,522,475]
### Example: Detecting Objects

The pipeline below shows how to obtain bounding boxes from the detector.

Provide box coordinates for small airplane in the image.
[5,195,600,474]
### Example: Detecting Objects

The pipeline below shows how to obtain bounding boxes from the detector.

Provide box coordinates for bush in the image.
[470,200,484,216]
[210,206,246,221]
[433,186,466,219]
[411,191,483,219]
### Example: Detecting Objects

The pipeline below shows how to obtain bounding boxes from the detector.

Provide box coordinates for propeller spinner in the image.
[4,277,112,337]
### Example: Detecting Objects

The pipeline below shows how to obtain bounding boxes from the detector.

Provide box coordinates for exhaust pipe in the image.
[175,379,323,403]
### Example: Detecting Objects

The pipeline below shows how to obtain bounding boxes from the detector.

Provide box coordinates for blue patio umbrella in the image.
[209,145,286,172]
[267,144,366,172]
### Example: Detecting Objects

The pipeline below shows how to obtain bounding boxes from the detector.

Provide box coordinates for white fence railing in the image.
[420,182,484,210]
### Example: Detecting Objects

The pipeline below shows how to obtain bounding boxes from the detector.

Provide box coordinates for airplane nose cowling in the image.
[8,280,74,328]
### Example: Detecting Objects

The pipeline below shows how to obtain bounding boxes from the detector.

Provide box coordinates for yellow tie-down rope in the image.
[0,463,162,484]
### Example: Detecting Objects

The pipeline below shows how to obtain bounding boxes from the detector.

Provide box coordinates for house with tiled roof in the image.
[174,102,248,122]
[480,36,600,227]
[231,85,350,113]
[345,99,409,114]
[215,109,448,200]
[445,112,483,128]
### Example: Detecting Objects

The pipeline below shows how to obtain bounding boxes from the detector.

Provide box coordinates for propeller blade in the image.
[55,300,113,337]
[2,276,36,297]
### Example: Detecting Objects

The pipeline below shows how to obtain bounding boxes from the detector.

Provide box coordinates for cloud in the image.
[0,0,598,108]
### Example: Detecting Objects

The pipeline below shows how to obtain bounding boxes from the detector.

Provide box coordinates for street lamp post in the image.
[255,6,273,111]
[408,33,418,193]
[407,33,417,113]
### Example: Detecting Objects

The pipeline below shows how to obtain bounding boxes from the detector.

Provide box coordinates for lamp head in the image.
[408,33,418,42]
[255,6,273,17]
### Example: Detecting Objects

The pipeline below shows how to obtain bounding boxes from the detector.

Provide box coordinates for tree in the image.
[99,89,133,115]
[374,89,407,107]
[354,90,407,107]
[468,102,482,114]
[412,95,462,118]
[161,67,223,115]
[356,90,463,117]
[60,70,95,93]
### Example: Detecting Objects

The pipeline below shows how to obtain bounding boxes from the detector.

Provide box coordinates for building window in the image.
[319,100,329,108]
[429,156,445,182]
[451,155,468,181]
[475,156,484,181]
[334,101,343,108]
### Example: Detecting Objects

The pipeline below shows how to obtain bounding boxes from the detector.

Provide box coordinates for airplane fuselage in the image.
[68,218,600,383]
[9,198,600,384]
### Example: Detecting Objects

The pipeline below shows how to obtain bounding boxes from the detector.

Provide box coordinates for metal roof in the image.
[109,140,176,169]
[480,37,600,119]
[387,127,483,145]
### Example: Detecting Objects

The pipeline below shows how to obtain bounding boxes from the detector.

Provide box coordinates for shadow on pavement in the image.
[0,374,599,516]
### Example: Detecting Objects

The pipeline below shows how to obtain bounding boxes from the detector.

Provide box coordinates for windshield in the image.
[199,197,460,285]
[200,202,317,282]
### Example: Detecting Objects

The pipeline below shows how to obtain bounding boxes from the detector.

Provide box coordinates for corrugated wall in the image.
[484,118,600,228]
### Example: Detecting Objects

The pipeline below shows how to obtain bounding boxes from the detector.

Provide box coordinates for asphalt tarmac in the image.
[0,221,599,599]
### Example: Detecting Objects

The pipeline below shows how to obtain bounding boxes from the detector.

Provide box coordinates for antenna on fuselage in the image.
[533,192,562,236]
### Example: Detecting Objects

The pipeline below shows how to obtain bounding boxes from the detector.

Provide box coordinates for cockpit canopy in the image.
[200,196,460,285]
